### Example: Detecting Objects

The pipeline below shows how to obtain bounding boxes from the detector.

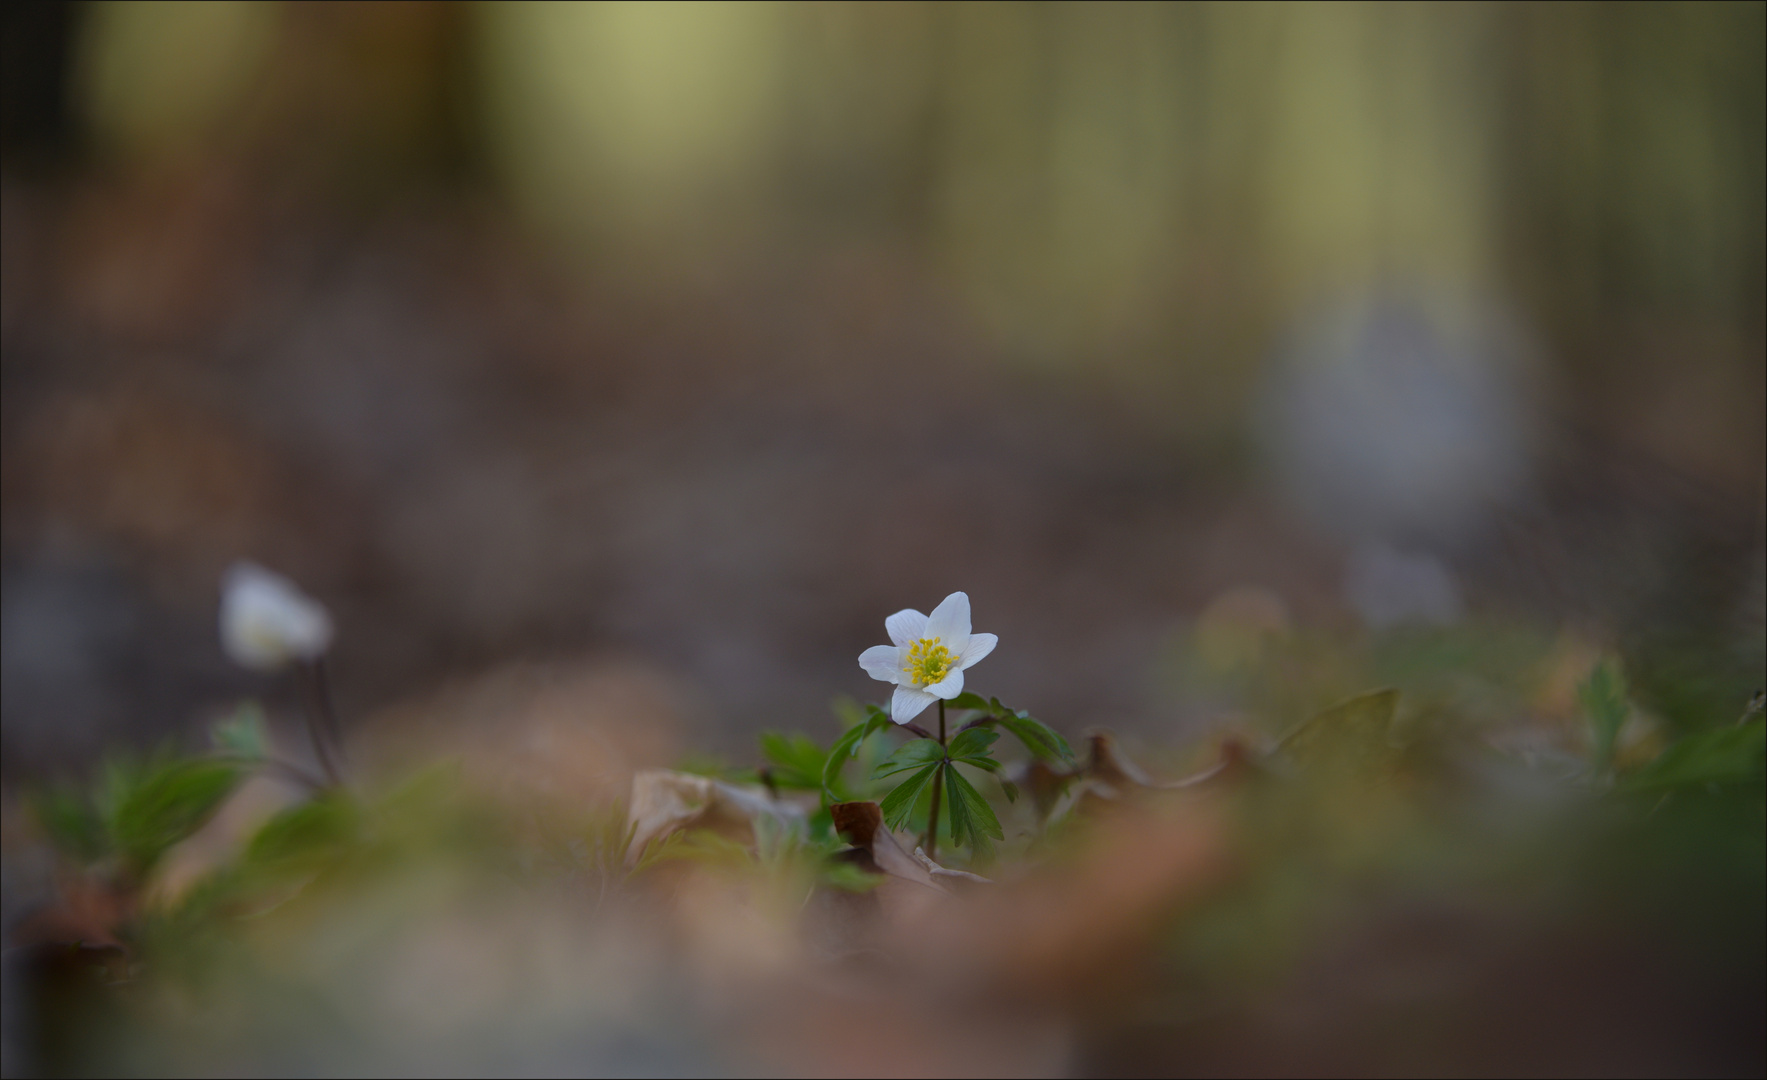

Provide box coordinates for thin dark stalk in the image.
[212,754,328,791]
[297,659,344,787]
[310,658,347,765]
[925,699,948,860]
[266,757,330,791]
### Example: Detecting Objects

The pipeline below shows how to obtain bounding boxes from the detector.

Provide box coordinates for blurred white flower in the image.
[858,591,997,724]
[220,562,334,672]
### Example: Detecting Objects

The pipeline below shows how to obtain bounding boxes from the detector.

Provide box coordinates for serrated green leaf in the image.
[880,763,941,831]
[947,727,1000,761]
[872,738,945,780]
[945,766,1003,854]
[1578,662,1628,770]
[110,760,242,876]
[946,695,1075,764]
[1623,722,1765,792]
[998,711,1076,763]
[210,703,270,761]
[942,768,972,851]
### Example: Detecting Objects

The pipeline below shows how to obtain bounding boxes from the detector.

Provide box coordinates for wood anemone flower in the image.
[858,591,998,724]
[219,561,334,673]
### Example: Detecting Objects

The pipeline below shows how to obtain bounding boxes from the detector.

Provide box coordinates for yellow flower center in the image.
[902,636,958,688]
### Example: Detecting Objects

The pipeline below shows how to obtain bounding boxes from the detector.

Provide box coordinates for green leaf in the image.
[1623,722,1765,792]
[823,725,866,798]
[759,731,827,789]
[1279,688,1400,772]
[631,829,755,875]
[998,711,1076,763]
[947,727,1000,761]
[872,738,945,780]
[247,794,359,868]
[210,702,270,761]
[880,763,941,832]
[820,859,884,893]
[109,760,242,876]
[999,778,1019,803]
[1578,662,1628,770]
[830,695,868,730]
[30,786,109,863]
[822,709,892,800]
[949,694,1075,764]
[945,766,1004,854]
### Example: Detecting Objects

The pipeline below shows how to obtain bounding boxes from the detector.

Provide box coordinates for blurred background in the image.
[2,0,1762,775]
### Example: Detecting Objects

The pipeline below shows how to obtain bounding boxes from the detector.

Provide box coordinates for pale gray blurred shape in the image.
[1260,288,1541,549]
[1,556,132,760]
[1345,542,1464,630]
[0,544,266,776]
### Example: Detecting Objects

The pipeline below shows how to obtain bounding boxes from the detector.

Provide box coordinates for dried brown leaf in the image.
[829,801,944,892]
[911,846,993,887]
[624,769,804,867]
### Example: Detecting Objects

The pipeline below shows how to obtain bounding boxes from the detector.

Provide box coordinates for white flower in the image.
[858,591,998,724]
[220,561,334,672]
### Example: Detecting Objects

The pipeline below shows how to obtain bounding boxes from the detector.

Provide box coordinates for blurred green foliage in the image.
[33,745,243,881]
[20,632,1764,1074]
[208,703,271,763]
[1579,660,1628,771]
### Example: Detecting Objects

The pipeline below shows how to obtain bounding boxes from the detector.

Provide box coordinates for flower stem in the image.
[925,699,948,860]
[298,659,344,787]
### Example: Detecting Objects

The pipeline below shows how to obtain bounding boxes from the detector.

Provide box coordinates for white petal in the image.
[219,562,333,672]
[958,632,997,670]
[891,685,937,724]
[924,591,971,653]
[927,668,965,700]
[858,644,902,684]
[885,608,928,648]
